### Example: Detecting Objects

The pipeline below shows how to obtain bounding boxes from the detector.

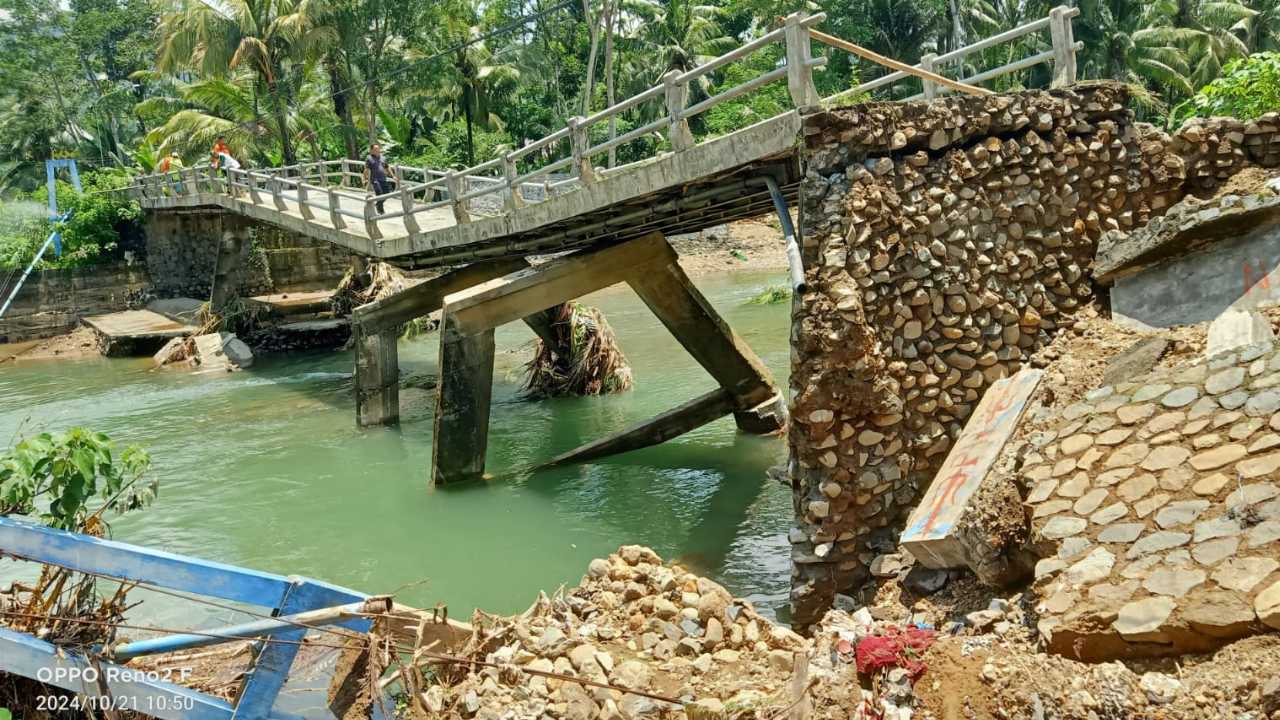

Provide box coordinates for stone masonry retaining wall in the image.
[1022,341,1280,660]
[0,263,150,343]
[787,84,1280,628]
[144,210,354,299]
[0,211,355,344]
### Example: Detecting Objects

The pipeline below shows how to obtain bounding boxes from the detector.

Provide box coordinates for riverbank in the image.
[155,543,1277,719]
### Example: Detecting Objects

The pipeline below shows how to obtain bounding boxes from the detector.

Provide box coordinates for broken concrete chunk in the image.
[1207,309,1275,359]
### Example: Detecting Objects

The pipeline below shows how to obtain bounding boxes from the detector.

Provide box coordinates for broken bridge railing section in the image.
[125,7,1081,249]
[830,5,1081,103]
[0,515,372,720]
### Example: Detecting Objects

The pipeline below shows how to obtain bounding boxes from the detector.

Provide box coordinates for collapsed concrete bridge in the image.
[126,11,1084,502]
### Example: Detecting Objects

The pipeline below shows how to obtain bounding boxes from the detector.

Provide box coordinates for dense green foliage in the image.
[0,428,155,531]
[0,0,1275,220]
[1174,51,1280,122]
[0,169,142,269]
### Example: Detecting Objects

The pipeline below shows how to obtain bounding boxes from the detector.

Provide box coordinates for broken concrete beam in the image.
[901,369,1043,569]
[1102,337,1169,386]
[539,388,736,469]
[192,332,253,373]
[83,309,195,357]
[352,258,528,335]
[1206,308,1276,358]
[627,253,783,429]
[1105,195,1280,329]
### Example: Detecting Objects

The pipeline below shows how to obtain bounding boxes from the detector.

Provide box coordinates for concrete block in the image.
[1206,308,1276,359]
[902,369,1043,569]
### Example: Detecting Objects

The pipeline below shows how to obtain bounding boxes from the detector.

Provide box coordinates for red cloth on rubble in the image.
[854,625,936,680]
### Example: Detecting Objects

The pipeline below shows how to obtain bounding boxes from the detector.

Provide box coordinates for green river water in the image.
[0,270,795,629]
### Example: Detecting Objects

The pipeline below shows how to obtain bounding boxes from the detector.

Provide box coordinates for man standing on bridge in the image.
[363,143,397,214]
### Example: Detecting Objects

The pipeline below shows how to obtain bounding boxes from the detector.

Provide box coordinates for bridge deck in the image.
[138,113,802,268]
[129,9,1079,270]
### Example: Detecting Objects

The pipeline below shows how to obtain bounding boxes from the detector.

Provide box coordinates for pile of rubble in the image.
[411,543,1280,719]
[424,545,816,720]
[788,80,1280,628]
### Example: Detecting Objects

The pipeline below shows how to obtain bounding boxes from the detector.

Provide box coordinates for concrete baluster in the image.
[247,172,263,204]
[297,182,314,220]
[664,70,694,152]
[1049,5,1077,88]
[447,170,471,224]
[784,12,821,110]
[270,176,287,210]
[401,183,420,235]
[363,197,382,240]
[327,186,346,229]
[920,53,939,100]
[568,116,597,184]
[503,153,524,211]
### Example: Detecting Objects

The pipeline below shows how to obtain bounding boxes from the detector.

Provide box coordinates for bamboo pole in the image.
[809,28,991,97]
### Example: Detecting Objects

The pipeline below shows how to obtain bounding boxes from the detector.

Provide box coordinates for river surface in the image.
[0,271,795,629]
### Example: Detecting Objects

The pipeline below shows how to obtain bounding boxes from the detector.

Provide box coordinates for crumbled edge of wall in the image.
[786,84,1280,629]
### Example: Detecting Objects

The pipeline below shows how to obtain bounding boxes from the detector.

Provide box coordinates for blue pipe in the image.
[761,176,807,294]
[105,598,386,661]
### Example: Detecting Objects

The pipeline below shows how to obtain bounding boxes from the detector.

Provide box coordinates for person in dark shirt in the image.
[363,144,397,214]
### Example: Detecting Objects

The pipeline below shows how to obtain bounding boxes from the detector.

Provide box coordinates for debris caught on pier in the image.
[524,302,633,398]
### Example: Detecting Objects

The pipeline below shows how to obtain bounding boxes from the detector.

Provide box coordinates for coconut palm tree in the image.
[1234,0,1280,51]
[1145,0,1254,88]
[414,2,521,166]
[626,0,735,81]
[155,0,331,165]
[1075,0,1195,101]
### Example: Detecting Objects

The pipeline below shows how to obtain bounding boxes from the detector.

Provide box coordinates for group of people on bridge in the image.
[154,137,399,215]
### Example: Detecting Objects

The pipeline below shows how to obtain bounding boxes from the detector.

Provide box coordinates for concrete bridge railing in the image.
[125,7,1079,256]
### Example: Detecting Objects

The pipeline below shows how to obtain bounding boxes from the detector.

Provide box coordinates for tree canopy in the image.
[0,0,1275,201]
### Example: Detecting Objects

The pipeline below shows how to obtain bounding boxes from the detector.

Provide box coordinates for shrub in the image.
[1173,52,1280,126]
[0,428,155,531]
[0,168,142,269]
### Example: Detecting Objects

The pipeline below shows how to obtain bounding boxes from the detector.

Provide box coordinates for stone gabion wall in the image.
[786,83,1202,627]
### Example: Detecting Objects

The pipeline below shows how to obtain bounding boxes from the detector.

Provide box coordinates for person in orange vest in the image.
[211,136,231,168]
[157,151,182,173]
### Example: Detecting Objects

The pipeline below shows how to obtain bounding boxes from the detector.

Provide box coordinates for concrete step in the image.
[248,290,335,318]
[83,309,196,357]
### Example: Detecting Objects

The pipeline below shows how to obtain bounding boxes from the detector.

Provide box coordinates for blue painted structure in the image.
[0,159,82,319]
[0,516,369,720]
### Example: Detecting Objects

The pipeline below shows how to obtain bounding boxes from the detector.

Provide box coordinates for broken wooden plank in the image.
[901,368,1043,568]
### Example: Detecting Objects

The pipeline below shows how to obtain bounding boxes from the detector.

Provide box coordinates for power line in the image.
[331,0,578,99]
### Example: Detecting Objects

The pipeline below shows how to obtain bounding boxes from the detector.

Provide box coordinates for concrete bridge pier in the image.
[432,231,786,485]
[354,326,400,426]
[349,258,568,428]
[209,217,254,313]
